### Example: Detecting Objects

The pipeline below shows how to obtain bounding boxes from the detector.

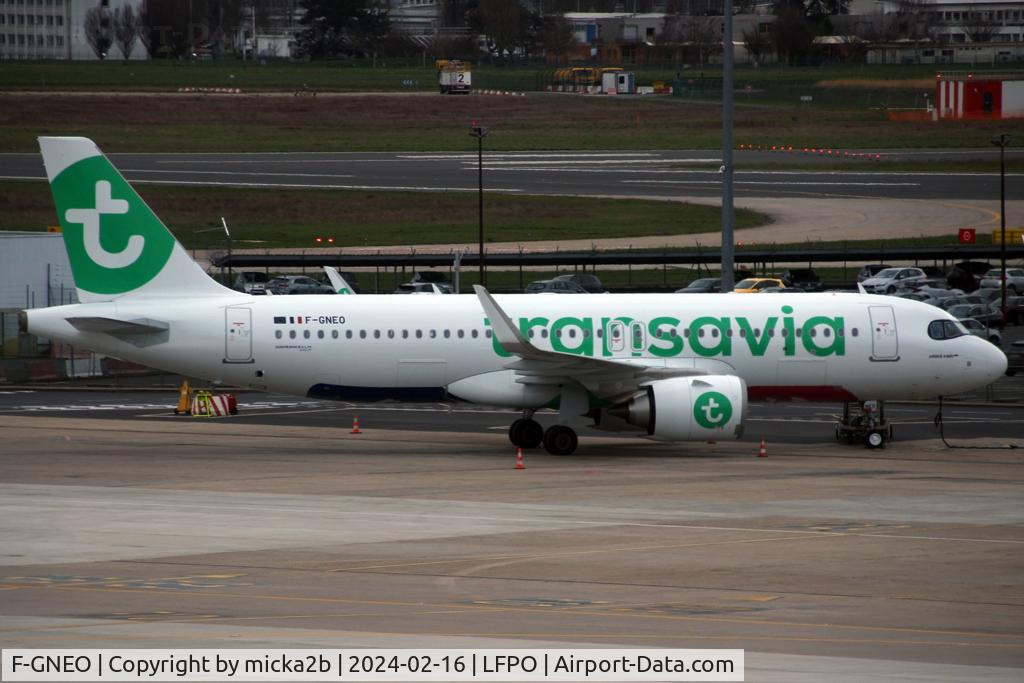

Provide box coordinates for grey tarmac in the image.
[1,414,1022,682]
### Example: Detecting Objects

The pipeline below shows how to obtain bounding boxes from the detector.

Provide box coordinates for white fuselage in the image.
[27,292,1007,405]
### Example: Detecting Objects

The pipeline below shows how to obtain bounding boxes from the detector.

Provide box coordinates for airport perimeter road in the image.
[0,389,1021,445]
[1,149,1021,201]
[1,414,1022,682]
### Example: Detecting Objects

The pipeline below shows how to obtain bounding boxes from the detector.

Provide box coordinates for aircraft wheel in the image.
[519,419,544,449]
[543,425,578,455]
[508,419,527,446]
[865,430,885,449]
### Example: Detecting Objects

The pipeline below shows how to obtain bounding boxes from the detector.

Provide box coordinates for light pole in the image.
[991,133,1011,325]
[470,122,489,286]
[720,0,735,292]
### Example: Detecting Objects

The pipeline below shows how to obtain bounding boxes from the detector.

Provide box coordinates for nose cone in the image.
[983,341,1009,383]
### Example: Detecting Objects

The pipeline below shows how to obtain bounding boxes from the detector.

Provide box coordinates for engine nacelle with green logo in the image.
[609,376,747,441]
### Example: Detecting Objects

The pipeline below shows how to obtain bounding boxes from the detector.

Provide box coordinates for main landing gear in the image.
[508,411,579,455]
[835,400,894,449]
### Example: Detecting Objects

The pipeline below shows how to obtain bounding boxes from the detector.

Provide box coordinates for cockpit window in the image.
[929,320,966,340]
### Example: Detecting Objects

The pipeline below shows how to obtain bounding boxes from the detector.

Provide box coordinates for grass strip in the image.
[0,180,768,249]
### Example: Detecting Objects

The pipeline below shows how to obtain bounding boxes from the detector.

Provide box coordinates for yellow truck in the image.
[436,60,472,94]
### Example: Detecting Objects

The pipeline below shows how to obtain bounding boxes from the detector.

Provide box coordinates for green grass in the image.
[0,180,768,249]
[4,60,1016,92]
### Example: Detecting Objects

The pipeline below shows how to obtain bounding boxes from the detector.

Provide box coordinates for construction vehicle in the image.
[436,60,471,94]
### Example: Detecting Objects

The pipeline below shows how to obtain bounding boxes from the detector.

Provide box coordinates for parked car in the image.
[1004,296,1024,325]
[525,279,588,294]
[780,268,822,291]
[675,270,756,293]
[861,267,927,294]
[972,288,1007,307]
[412,271,454,293]
[979,267,1024,293]
[761,286,805,293]
[734,278,785,293]
[551,273,605,293]
[856,264,891,283]
[948,303,1004,329]
[676,277,722,293]
[947,260,992,292]
[1005,340,1024,376]
[394,282,449,294]
[266,275,334,295]
[233,271,269,294]
[959,317,1002,346]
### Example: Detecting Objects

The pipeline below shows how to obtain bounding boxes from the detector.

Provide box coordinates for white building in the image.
[0,0,147,60]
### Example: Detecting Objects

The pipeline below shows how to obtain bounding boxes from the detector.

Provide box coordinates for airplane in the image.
[21,137,1008,453]
[323,266,356,295]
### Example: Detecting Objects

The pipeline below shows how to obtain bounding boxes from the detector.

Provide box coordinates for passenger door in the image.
[224,307,253,363]
[869,305,899,361]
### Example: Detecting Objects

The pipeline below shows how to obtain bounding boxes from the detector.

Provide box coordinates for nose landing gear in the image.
[835,400,894,449]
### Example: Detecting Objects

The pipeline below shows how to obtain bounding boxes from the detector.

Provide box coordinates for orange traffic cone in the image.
[758,437,767,458]
[350,415,361,434]
[515,447,525,470]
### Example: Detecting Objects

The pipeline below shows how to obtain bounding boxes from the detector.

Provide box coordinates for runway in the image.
[0,389,1022,443]
[2,149,1020,200]
[1,411,1022,681]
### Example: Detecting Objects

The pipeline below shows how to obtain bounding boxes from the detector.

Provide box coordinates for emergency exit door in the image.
[224,307,253,363]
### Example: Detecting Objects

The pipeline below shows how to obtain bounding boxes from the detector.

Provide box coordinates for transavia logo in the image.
[693,391,732,429]
[51,156,174,295]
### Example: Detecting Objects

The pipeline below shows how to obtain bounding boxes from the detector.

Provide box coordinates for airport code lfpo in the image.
[1,649,744,681]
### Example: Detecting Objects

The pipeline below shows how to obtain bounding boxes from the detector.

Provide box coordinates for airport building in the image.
[0,0,147,60]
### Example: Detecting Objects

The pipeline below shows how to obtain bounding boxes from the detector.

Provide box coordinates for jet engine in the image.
[607,375,747,441]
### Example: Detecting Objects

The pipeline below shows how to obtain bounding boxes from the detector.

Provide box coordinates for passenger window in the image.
[457,330,464,338]
[471,329,478,338]
[317,330,324,339]
[289,330,296,339]
[444,330,451,339]
[430,330,436,338]
[359,330,367,339]
[303,330,310,339]
[275,330,282,339]
[402,330,408,339]
[374,330,381,339]
[387,330,394,339]
[332,330,339,339]
[416,330,422,338]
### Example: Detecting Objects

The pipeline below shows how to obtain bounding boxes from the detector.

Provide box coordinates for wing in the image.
[474,286,722,401]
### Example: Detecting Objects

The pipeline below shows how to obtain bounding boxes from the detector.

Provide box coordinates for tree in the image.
[478,0,525,59]
[742,26,770,64]
[84,4,112,59]
[294,0,390,59]
[963,11,999,43]
[537,13,576,64]
[113,4,140,59]
[771,0,814,64]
